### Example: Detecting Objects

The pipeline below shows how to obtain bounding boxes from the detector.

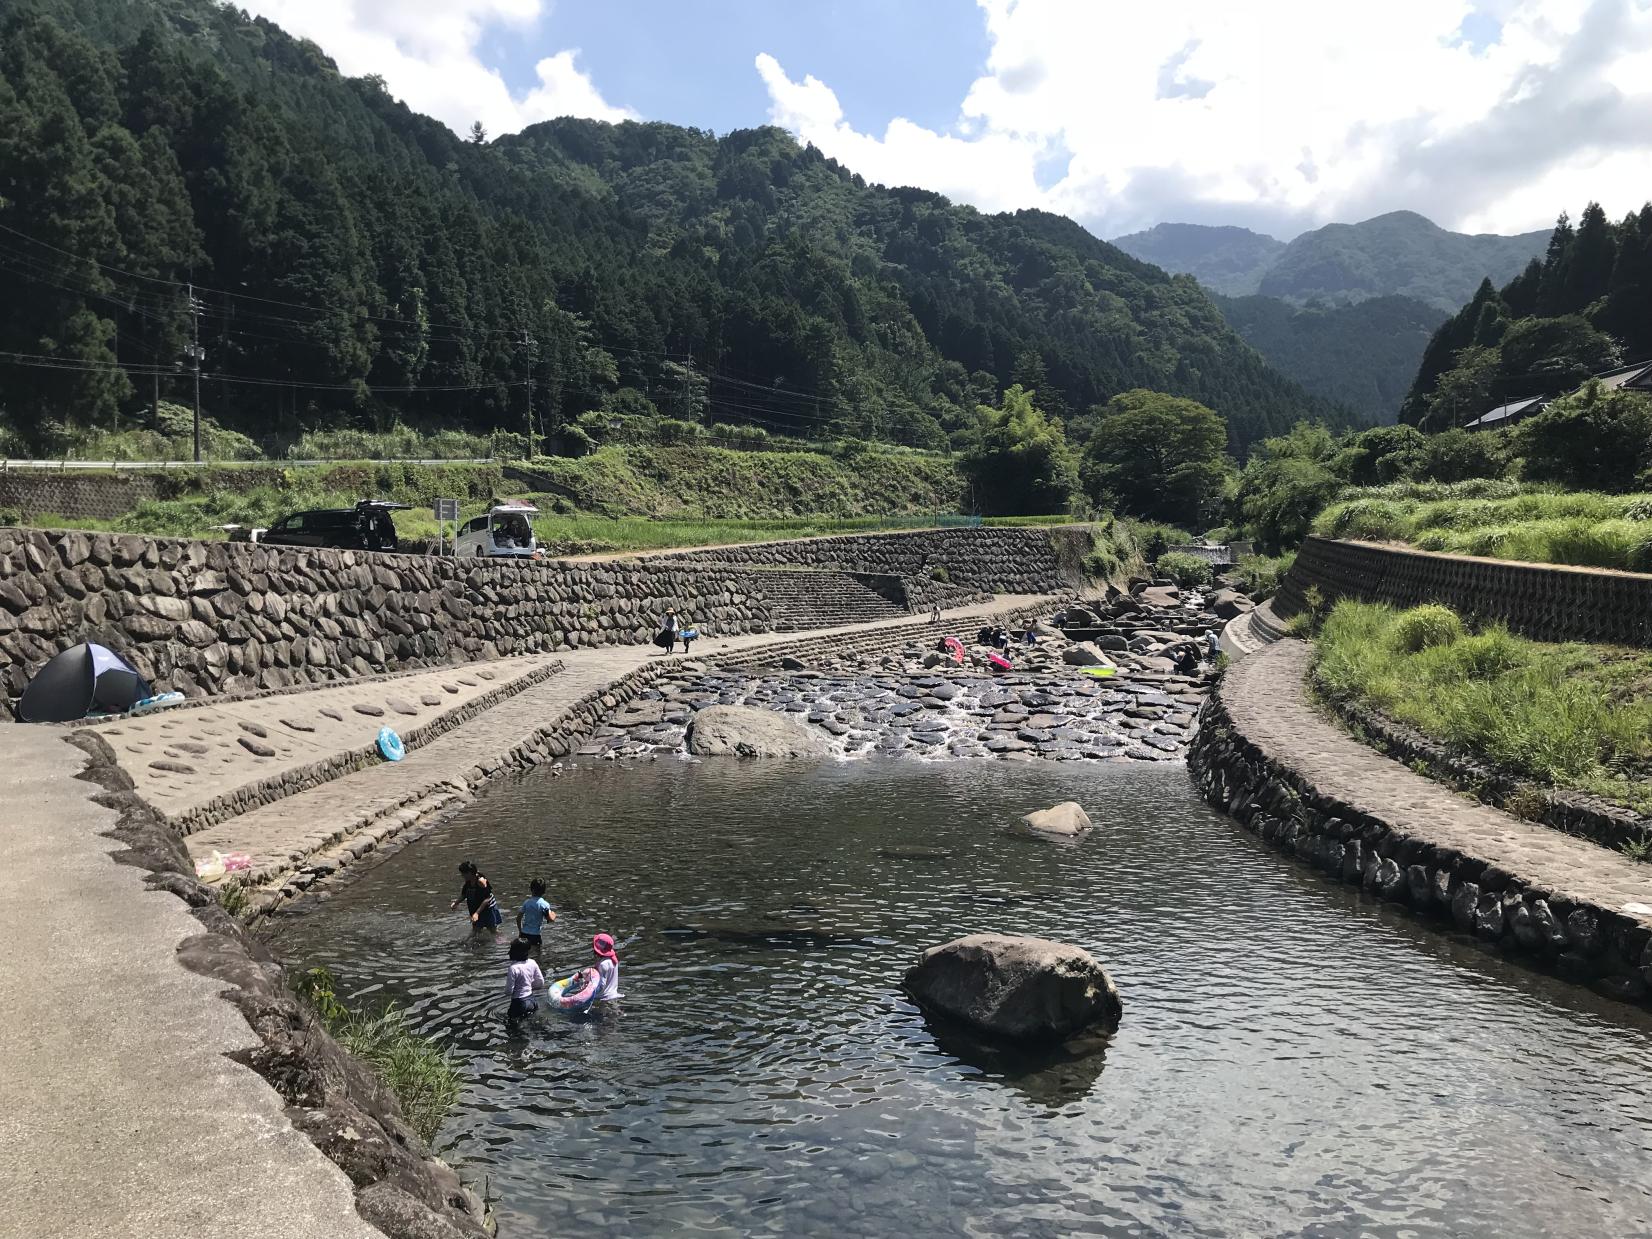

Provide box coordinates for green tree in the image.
[1226,421,1343,553]
[961,384,1076,515]
[1521,382,1652,492]
[1080,389,1231,525]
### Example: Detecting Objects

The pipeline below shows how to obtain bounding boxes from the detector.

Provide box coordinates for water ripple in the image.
[274,759,1652,1237]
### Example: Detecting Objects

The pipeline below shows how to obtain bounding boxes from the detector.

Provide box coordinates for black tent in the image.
[17,642,151,723]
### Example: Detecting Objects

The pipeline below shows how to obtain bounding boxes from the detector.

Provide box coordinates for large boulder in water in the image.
[904,934,1122,1043]
[686,705,831,758]
[1020,802,1093,836]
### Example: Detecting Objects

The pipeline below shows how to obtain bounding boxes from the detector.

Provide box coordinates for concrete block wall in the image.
[0,471,165,522]
[1277,536,1652,647]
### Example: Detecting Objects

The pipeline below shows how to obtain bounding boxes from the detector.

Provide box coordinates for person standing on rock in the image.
[451,860,502,932]
[515,877,556,956]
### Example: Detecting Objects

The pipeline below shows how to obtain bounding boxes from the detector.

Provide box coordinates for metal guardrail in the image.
[0,458,497,471]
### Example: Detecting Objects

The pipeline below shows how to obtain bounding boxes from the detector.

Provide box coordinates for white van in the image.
[456,500,542,559]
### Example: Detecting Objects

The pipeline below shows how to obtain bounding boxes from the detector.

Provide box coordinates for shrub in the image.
[1233,552,1294,598]
[1521,384,1652,492]
[1390,604,1466,652]
[294,967,459,1144]
[1154,551,1214,589]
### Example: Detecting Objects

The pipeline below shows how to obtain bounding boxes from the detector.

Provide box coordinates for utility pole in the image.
[184,283,205,462]
[519,328,538,458]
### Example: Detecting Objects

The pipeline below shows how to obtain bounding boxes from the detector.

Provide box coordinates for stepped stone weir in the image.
[745,568,910,631]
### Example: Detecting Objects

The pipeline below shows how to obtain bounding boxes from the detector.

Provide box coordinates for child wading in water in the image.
[451,860,502,932]
[515,878,556,955]
[505,938,545,1022]
[592,933,622,1001]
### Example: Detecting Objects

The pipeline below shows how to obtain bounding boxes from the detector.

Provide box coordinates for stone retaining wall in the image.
[1277,536,1652,646]
[0,470,165,521]
[658,524,1086,596]
[1189,645,1652,1005]
[0,526,779,700]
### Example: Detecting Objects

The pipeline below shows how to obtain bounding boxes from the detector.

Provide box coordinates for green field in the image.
[1311,600,1652,819]
[1312,482,1652,572]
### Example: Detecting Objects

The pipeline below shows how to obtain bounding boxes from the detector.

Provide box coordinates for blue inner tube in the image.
[377,726,405,762]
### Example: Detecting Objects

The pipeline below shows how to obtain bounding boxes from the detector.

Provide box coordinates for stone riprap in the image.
[1276,535,1652,647]
[0,524,1083,707]
[1189,640,1652,1005]
[657,524,1086,596]
[588,665,1204,763]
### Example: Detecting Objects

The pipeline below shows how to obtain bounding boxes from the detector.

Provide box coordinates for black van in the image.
[257,500,410,552]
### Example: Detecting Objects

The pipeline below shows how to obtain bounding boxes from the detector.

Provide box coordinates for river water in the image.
[272,758,1652,1238]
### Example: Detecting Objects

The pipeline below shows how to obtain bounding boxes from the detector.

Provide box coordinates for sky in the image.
[238,0,1652,241]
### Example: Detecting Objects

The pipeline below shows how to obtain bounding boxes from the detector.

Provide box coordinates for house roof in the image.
[1595,361,1652,391]
[1465,395,1546,429]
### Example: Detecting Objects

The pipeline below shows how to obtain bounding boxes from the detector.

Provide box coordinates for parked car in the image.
[256,500,410,552]
[456,499,542,559]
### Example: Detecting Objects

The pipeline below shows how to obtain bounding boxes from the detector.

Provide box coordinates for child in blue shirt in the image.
[515,877,556,956]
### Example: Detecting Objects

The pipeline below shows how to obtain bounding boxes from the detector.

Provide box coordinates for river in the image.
[272,758,1652,1237]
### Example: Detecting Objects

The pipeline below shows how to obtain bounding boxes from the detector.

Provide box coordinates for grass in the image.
[294,967,460,1144]
[1231,551,1294,598]
[1311,600,1652,815]
[1312,483,1652,572]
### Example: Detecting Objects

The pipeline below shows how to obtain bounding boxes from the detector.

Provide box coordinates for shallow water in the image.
[273,759,1652,1238]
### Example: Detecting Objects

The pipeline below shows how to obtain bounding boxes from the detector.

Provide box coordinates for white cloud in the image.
[238,0,635,136]
[757,0,1652,237]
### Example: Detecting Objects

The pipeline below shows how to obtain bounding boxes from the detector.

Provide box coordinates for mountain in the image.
[1259,211,1549,312]
[1216,294,1447,424]
[1108,223,1284,296]
[1400,201,1652,427]
[0,0,1344,462]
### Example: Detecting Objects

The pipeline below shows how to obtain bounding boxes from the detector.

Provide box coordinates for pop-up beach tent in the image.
[17,642,151,723]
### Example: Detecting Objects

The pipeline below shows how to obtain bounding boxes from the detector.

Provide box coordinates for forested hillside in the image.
[0,0,1341,461]
[1217,294,1445,423]
[1401,202,1652,427]
[1108,223,1284,296]
[1257,211,1547,312]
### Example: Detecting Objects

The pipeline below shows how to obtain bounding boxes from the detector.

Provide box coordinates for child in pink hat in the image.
[591,933,623,1001]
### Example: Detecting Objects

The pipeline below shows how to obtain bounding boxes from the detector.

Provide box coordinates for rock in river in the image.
[686,704,831,758]
[904,934,1122,1043]
[1020,802,1093,837]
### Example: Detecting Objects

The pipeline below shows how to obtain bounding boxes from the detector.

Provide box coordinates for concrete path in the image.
[0,727,382,1239]
[1223,642,1652,928]
[175,596,1048,900]
[95,655,562,829]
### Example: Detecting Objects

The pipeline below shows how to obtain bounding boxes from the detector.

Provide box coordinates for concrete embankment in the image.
[1189,641,1652,1004]
[0,725,480,1238]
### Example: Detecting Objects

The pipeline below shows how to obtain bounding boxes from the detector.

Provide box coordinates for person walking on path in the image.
[515,878,556,956]
[655,607,681,653]
[930,602,942,623]
[504,938,546,1023]
[451,860,502,932]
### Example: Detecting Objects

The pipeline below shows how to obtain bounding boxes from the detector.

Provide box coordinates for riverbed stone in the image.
[903,934,1122,1044]
[1020,802,1093,837]
[686,704,831,758]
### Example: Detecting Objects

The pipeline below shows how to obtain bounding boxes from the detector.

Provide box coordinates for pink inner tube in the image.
[553,967,601,1011]
[944,637,965,663]
[988,653,1012,670]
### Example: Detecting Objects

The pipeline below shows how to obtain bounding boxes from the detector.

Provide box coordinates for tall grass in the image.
[1312,484,1652,572]
[294,967,460,1144]
[1312,601,1652,812]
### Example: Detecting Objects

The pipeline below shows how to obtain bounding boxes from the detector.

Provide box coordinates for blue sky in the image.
[480,1,989,137]
[244,0,1652,239]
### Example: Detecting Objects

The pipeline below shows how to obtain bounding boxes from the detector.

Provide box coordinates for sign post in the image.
[433,498,460,556]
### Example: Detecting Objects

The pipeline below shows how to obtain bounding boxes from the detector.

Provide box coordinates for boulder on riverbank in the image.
[1061,643,1114,668]
[686,704,831,758]
[1020,802,1093,836]
[903,934,1122,1043]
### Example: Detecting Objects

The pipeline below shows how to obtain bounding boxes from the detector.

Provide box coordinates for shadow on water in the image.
[918,1008,1113,1110]
[273,756,1652,1238]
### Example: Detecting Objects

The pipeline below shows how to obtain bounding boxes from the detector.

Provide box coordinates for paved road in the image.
[0,727,382,1239]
